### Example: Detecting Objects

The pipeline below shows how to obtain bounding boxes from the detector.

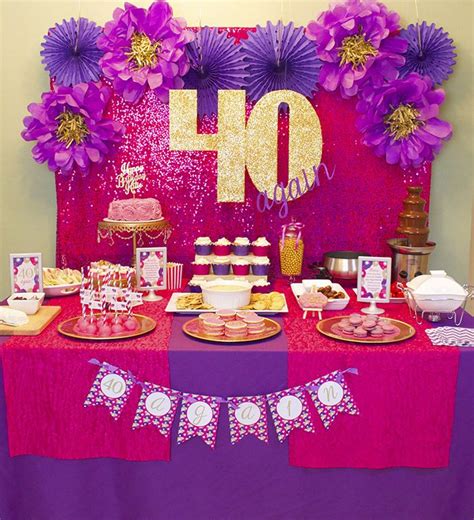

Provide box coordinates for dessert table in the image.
[0,295,473,520]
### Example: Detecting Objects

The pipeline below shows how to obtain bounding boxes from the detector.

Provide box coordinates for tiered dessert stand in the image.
[97,219,173,266]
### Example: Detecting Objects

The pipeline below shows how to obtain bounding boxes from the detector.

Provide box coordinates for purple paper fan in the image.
[241,21,322,103]
[399,22,456,85]
[184,27,247,118]
[41,17,103,86]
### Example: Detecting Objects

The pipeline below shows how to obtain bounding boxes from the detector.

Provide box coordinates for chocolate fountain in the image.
[387,186,436,282]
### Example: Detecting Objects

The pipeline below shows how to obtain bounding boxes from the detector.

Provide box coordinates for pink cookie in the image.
[349,316,362,326]
[370,327,384,338]
[342,325,355,336]
[353,327,368,338]
[382,323,397,335]
[362,320,377,330]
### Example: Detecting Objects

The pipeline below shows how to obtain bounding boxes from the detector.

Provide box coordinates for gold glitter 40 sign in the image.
[169,90,323,202]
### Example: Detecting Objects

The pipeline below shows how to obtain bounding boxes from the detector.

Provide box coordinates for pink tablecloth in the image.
[278,281,460,469]
[1,296,172,461]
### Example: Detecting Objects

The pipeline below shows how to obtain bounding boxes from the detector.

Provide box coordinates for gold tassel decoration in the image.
[125,32,161,70]
[338,34,378,68]
[56,111,89,147]
[384,104,423,141]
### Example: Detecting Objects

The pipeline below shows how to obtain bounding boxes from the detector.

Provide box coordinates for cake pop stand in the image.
[97,219,172,267]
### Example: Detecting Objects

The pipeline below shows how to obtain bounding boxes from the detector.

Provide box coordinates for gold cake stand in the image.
[97,219,172,266]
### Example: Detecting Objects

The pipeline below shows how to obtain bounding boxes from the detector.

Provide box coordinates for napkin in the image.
[425,327,474,347]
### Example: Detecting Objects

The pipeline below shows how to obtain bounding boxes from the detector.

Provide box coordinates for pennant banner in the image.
[83,360,359,447]
[306,369,360,429]
[177,394,221,449]
[132,382,181,437]
[267,387,315,442]
[83,361,135,420]
[228,395,269,445]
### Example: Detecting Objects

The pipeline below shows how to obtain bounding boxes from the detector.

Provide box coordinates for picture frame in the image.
[9,252,43,293]
[357,256,391,304]
[135,247,167,292]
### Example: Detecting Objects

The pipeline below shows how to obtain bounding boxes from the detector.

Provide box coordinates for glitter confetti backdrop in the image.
[55,28,431,278]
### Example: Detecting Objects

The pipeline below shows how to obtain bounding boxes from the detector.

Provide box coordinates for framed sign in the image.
[136,247,167,295]
[357,256,391,314]
[10,253,43,293]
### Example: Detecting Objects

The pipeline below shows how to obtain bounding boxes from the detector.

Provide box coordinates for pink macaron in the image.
[216,309,237,322]
[353,326,368,338]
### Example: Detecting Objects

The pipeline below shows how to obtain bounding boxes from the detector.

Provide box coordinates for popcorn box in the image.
[167,263,184,290]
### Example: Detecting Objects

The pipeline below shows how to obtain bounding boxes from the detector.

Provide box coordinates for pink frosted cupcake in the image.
[252,237,271,257]
[192,258,210,275]
[213,237,232,256]
[232,259,250,276]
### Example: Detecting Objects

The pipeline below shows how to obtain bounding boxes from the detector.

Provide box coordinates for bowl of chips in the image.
[241,291,286,312]
[43,268,82,297]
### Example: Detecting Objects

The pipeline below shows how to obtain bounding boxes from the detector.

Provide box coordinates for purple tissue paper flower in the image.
[399,22,456,85]
[184,27,247,118]
[97,0,194,104]
[41,17,104,86]
[356,73,452,168]
[22,82,125,176]
[241,21,322,103]
[306,0,407,97]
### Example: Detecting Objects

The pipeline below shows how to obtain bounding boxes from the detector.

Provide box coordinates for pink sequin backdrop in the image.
[55,28,431,276]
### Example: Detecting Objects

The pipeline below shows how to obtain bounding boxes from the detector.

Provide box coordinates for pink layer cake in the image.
[108,198,162,221]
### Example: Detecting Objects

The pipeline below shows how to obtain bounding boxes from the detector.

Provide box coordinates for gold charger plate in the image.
[316,316,416,344]
[58,314,156,341]
[183,317,281,344]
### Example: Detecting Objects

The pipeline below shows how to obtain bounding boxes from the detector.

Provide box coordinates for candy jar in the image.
[279,219,304,280]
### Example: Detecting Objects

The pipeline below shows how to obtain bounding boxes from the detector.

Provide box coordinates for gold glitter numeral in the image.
[169,89,323,203]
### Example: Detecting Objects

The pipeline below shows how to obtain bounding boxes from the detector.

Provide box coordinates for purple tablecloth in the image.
[1,314,473,520]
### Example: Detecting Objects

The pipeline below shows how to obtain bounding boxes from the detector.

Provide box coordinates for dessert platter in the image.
[58,313,156,341]
[182,310,281,343]
[317,313,416,344]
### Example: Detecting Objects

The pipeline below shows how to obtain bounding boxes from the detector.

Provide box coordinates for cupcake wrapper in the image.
[193,265,210,275]
[213,264,231,275]
[252,246,270,257]
[252,264,270,275]
[252,286,271,293]
[232,265,250,276]
[214,245,232,256]
[195,244,212,255]
[233,245,250,256]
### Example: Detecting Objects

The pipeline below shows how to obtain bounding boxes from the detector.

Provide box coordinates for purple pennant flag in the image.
[177,393,221,449]
[84,363,135,420]
[306,369,359,429]
[227,395,269,445]
[132,383,181,437]
[267,387,315,442]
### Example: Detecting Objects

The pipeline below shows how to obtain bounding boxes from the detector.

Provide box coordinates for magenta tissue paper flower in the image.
[306,0,407,97]
[97,0,193,104]
[356,73,452,168]
[22,82,125,176]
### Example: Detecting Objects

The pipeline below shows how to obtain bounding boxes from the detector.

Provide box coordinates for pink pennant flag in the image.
[177,393,221,448]
[306,369,359,429]
[132,382,181,436]
[84,361,135,420]
[267,387,315,442]
[227,395,269,445]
